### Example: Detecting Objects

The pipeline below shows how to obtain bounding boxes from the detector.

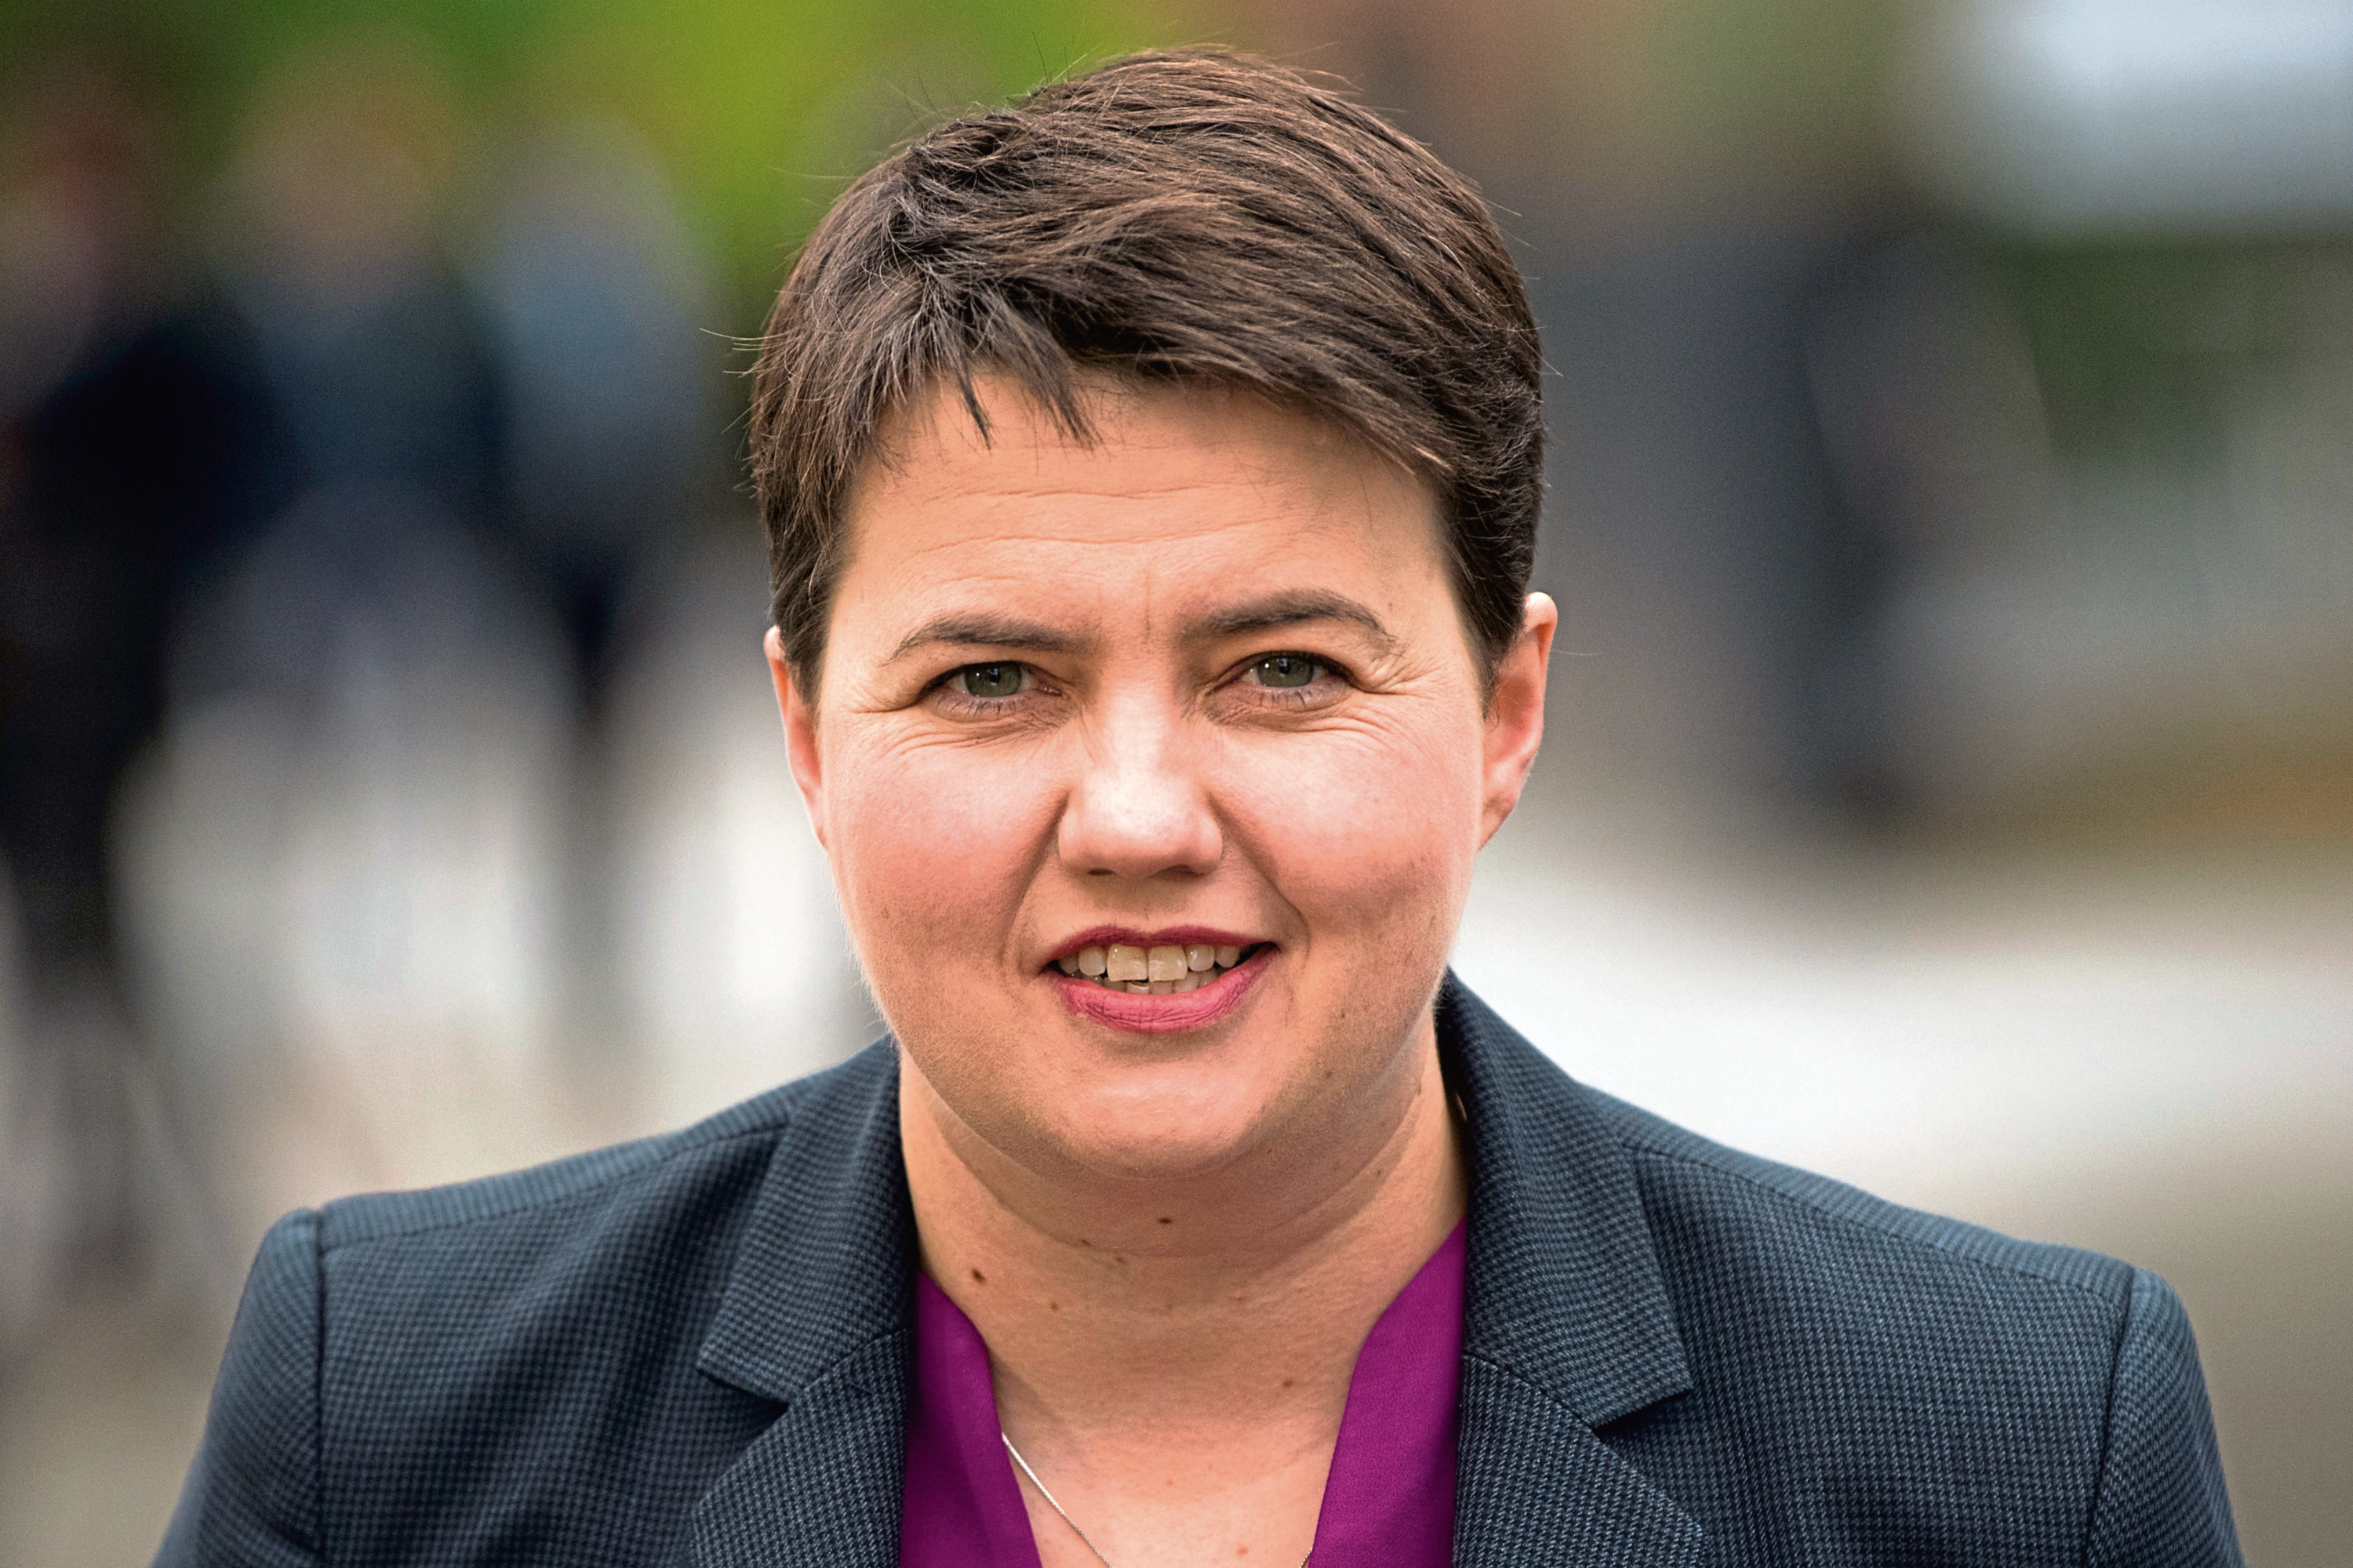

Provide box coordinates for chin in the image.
[1029,1065,1291,1183]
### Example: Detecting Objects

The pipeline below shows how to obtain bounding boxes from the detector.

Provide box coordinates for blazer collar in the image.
[1439,976,1704,1566]
[691,1042,913,1567]
[687,982,1701,1566]
[1442,976,1691,1426]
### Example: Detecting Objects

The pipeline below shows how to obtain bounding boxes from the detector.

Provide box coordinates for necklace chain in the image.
[1001,1432,1117,1567]
[1000,1432,1311,1568]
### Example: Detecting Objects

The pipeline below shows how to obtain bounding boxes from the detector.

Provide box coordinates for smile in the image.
[1053,942,1265,994]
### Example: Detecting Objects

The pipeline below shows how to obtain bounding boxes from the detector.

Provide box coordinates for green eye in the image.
[1253,654,1322,689]
[955,663,1027,699]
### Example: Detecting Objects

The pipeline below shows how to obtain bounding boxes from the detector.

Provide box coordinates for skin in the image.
[768,376,1555,1568]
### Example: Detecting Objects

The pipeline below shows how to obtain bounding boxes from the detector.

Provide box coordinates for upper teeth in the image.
[1056,942,1249,994]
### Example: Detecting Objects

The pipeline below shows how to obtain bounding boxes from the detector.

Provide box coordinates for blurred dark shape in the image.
[1540,212,2353,839]
[1867,0,2353,839]
[1799,230,2353,833]
[0,55,296,1286]
[154,42,726,1083]
[208,32,503,577]
[1535,231,1904,826]
[173,492,542,715]
[464,115,721,1055]
[473,117,715,717]
[162,33,571,1075]
[1798,235,2053,818]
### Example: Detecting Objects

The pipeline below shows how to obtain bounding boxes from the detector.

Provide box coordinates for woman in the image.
[161,49,2238,1568]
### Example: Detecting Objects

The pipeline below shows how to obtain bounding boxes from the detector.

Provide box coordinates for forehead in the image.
[828,377,1449,653]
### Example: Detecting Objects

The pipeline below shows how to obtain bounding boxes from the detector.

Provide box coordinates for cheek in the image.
[821,733,1057,971]
[1220,711,1485,950]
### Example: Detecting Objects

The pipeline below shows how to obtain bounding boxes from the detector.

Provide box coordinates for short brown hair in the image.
[748,47,1542,691]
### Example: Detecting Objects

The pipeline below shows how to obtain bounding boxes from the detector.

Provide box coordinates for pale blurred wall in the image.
[2,1,2348,1563]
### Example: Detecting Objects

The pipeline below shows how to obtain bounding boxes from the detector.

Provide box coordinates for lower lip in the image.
[1048,947,1271,1034]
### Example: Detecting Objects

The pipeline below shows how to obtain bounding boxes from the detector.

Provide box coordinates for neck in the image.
[898,1013,1464,1464]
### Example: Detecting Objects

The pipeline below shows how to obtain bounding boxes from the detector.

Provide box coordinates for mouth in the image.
[1042,933,1273,1034]
[1047,939,1269,995]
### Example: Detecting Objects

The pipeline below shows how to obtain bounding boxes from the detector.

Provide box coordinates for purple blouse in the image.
[899,1222,1466,1567]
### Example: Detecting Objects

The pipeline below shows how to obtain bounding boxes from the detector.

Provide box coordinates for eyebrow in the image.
[884,589,1397,665]
[1183,589,1398,651]
[887,613,1086,664]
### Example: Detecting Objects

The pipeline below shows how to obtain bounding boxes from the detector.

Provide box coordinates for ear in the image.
[766,626,828,851]
[1478,593,1557,846]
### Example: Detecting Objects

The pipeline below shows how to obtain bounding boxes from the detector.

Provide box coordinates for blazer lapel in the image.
[1455,1362,1704,1567]
[688,1043,915,1568]
[689,1334,910,1567]
[1442,977,1706,1567]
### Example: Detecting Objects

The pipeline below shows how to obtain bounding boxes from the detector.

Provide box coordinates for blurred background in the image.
[0,0,2344,1560]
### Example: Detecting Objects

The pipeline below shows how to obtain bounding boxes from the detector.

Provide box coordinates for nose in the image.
[1057,701,1224,880]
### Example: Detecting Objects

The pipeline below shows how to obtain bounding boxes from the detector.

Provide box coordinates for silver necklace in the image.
[1000,1432,1310,1568]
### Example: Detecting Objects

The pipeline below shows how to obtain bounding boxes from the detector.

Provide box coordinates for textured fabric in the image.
[157,975,2243,1566]
[899,1223,1464,1568]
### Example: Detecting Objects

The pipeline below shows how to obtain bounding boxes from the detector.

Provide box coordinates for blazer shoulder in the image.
[1585,1086,2135,1310]
[158,1209,325,1566]
[1582,1088,2241,1565]
[312,1041,892,1253]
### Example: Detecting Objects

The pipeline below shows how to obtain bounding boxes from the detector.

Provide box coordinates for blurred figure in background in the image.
[128,30,560,1279]
[207,34,497,536]
[469,115,723,1054]
[473,115,714,719]
[132,31,732,1230]
[0,52,294,1322]
[2,27,743,1332]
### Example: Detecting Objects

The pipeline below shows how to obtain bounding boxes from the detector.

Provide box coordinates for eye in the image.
[951,662,1031,699]
[1249,653,1325,689]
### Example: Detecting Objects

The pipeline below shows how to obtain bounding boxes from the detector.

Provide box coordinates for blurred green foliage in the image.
[1638,0,1894,180]
[3,0,1200,325]
[1979,239,2340,463]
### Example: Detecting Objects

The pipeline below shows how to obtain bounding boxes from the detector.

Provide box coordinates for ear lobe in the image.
[766,627,828,849]
[1479,593,1557,845]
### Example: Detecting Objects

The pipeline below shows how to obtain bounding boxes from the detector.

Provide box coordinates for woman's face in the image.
[773,378,1551,1186]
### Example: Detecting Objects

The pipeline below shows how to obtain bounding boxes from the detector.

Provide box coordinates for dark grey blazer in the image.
[158,978,2241,1566]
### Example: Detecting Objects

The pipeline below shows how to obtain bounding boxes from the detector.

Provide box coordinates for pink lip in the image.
[1044,926,1265,966]
[1049,945,1272,1035]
